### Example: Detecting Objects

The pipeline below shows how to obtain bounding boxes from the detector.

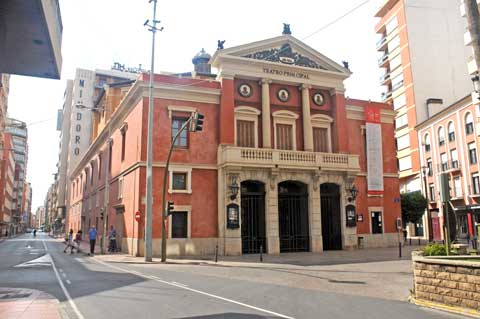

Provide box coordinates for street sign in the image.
[135,211,141,222]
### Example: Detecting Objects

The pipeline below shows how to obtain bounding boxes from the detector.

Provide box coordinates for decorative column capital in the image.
[260,78,272,85]
[300,84,312,91]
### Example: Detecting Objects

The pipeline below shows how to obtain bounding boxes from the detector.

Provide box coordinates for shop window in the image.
[171,212,188,238]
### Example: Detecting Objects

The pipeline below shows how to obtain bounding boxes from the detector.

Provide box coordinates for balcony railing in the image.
[376,35,388,51]
[378,53,389,67]
[437,161,461,173]
[219,146,360,172]
[381,90,393,102]
[379,72,391,85]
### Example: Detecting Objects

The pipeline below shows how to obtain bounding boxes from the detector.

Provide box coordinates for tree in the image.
[401,191,427,225]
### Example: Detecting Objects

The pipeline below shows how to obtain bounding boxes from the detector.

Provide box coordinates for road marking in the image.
[66,280,72,285]
[171,281,188,287]
[92,259,294,319]
[49,249,84,319]
[59,268,64,273]
[62,273,67,278]
[15,254,52,268]
[41,240,48,251]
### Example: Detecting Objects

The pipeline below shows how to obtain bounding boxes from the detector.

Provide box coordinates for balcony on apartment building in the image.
[218,146,360,173]
[378,52,389,68]
[437,160,461,174]
[376,35,388,51]
[0,0,63,79]
[381,90,393,102]
[379,71,391,85]
[460,0,480,18]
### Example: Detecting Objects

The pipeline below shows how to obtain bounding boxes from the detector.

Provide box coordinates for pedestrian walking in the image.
[75,230,82,253]
[64,229,75,254]
[88,226,98,256]
[108,226,117,253]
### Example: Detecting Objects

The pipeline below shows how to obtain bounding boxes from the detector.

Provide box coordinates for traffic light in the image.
[191,112,205,132]
[100,208,105,220]
[167,201,174,216]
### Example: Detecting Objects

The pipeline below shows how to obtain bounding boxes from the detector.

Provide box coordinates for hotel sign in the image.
[263,68,310,80]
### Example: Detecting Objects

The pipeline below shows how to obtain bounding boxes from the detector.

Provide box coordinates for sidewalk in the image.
[94,245,423,269]
[0,288,62,319]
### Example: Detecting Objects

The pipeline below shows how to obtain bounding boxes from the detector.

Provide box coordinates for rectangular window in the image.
[387,36,400,52]
[172,117,188,148]
[371,211,383,234]
[396,134,409,151]
[440,153,448,171]
[386,16,398,34]
[121,130,126,162]
[108,143,112,174]
[395,114,408,129]
[469,142,477,164]
[398,156,412,171]
[171,212,188,238]
[390,54,402,71]
[450,149,458,169]
[79,79,85,87]
[236,120,255,147]
[391,73,404,91]
[472,174,480,194]
[393,94,406,110]
[453,177,462,197]
[118,177,123,199]
[98,155,102,179]
[172,172,187,190]
[466,122,474,135]
[313,127,329,152]
[448,131,455,142]
[427,159,433,176]
[276,124,293,150]
[429,184,435,201]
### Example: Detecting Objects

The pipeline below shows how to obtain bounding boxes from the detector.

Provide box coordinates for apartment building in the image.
[375,0,471,197]
[68,31,401,257]
[0,133,15,236]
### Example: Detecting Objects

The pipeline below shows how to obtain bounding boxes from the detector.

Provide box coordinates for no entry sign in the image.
[135,211,141,222]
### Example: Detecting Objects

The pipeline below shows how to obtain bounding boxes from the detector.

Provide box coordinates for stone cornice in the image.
[346,105,395,124]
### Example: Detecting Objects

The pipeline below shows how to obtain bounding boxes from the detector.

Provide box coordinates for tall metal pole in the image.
[145,0,159,262]
[421,167,433,242]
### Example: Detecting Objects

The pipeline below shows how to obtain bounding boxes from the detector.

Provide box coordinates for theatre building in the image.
[68,30,401,256]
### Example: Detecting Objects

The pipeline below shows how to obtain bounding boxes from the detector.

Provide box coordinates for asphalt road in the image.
[0,234,464,319]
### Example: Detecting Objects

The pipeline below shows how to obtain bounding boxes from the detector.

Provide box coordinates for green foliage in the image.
[423,243,447,256]
[401,191,427,224]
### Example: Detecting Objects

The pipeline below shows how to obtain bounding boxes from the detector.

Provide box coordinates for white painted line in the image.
[150,275,163,281]
[92,259,294,319]
[62,273,67,278]
[66,280,72,285]
[59,268,64,273]
[171,281,188,287]
[41,240,48,251]
[50,250,85,319]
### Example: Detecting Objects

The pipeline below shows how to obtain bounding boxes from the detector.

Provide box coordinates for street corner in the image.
[0,287,63,319]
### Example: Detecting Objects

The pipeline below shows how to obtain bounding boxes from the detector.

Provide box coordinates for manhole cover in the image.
[0,292,32,300]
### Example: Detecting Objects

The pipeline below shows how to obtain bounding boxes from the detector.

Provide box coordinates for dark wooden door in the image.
[321,184,342,250]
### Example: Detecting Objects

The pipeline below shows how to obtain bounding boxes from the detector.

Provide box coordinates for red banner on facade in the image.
[365,105,381,123]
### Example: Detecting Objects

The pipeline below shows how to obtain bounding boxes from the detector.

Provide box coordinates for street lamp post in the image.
[421,166,433,242]
[76,102,111,254]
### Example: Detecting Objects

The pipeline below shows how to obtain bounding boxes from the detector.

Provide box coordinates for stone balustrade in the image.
[219,146,360,172]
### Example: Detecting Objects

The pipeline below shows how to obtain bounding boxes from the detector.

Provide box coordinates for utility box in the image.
[438,173,450,202]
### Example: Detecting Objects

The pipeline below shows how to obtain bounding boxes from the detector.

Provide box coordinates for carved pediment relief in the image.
[242,43,327,70]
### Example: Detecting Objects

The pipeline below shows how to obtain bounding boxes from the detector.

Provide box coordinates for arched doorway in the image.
[278,181,309,252]
[321,183,342,250]
[241,181,266,254]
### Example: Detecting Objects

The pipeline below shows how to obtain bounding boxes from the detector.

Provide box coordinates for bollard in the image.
[418,238,421,246]
[398,242,402,258]
[409,238,412,246]
[260,245,263,262]
[214,244,218,263]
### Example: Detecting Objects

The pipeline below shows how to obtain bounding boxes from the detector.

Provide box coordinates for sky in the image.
[7,0,385,210]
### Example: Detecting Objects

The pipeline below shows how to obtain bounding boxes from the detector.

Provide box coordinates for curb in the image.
[409,296,480,318]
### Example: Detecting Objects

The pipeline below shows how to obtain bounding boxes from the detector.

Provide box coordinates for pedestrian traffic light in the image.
[191,112,205,132]
[100,208,105,220]
[167,201,174,216]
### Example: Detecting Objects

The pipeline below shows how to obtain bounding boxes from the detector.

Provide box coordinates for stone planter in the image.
[412,253,480,317]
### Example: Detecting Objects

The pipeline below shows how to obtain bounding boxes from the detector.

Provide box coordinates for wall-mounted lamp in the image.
[229,176,239,201]
[346,184,358,202]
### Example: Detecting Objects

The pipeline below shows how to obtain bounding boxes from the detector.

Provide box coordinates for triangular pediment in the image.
[211,35,350,75]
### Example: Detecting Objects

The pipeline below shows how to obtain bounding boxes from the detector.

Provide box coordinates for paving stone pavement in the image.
[0,288,63,319]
